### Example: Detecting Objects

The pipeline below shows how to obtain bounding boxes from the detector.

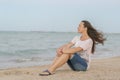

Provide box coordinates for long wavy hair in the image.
[82,20,106,54]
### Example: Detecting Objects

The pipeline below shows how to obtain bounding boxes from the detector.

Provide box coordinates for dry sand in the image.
[0,56,120,80]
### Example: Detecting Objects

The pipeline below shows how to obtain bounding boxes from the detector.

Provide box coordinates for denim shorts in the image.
[67,53,88,71]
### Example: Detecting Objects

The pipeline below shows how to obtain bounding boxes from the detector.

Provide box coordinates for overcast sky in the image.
[0,0,120,33]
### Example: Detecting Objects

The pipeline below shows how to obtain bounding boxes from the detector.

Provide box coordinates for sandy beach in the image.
[0,56,120,80]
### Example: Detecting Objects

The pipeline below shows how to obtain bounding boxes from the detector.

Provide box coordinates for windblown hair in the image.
[82,20,106,53]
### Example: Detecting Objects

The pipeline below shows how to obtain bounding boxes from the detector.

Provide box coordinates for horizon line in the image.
[0,30,119,34]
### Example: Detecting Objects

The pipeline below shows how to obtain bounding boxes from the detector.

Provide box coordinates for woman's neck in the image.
[81,31,90,40]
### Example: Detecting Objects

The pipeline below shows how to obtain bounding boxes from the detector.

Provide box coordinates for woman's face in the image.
[78,22,87,33]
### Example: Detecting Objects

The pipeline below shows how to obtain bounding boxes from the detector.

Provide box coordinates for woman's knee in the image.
[62,53,72,58]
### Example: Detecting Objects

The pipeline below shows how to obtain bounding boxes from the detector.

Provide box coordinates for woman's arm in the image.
[56,42,74,56]
[57,42,74,52]
[62,47,83,54]
[59,42,74,49]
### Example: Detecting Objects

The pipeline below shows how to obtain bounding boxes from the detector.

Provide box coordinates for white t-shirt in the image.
[71,36,93,67]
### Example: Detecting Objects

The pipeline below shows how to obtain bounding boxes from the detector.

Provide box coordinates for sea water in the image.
[0,31,120,69]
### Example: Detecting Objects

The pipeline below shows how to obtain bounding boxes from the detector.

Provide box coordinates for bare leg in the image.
[50,52,63,66]
[48,53,71,73]
[50,56,60,67]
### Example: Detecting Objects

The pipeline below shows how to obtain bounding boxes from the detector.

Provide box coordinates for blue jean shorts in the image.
[67,53,88,71]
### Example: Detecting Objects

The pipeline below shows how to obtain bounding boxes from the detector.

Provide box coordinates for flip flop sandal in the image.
[39,70,52,76]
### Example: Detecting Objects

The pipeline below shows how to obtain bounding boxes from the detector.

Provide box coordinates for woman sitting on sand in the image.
[40,20,106,76]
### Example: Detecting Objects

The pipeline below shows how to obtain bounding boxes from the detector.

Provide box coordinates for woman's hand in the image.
[56,42,73,56]
[56,48,63,57]
[62,47,68,53]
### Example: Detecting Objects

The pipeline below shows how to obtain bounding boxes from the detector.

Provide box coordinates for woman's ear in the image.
[85,27,87,31]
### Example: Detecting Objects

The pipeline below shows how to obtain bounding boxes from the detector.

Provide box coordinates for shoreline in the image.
[0,56,120,80]
[0,55,119,70]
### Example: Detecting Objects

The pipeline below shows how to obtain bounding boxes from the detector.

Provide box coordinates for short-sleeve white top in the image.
[71,36,93,68]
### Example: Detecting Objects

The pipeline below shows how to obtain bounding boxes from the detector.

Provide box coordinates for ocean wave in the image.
[10,56,53,63]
